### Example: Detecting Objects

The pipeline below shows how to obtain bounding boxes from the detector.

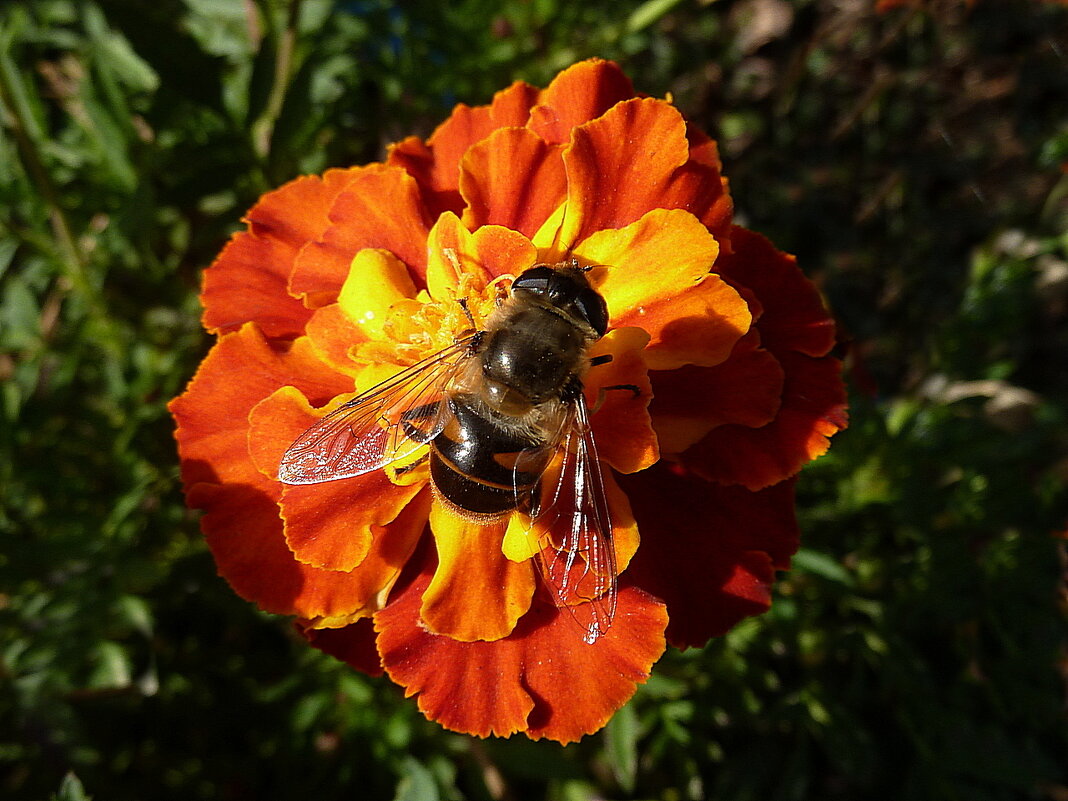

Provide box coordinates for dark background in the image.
[2,1,1066,799]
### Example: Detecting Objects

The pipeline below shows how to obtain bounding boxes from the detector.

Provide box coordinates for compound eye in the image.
[511,266,555,297]
[573,288,609,336]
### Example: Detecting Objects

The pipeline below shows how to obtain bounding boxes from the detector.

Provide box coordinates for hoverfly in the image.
[278,260,632,643]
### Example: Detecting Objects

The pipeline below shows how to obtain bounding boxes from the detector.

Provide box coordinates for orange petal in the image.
[681,352,848,490]
[289,166,432,306]
[466,225,539,280]
[683,124,734,244]
[718,226,837,357]
[620,463,799,649]
[633,273,754,370]
[188,476,426,623]
[649,331,785,454]
[421,506,536,642]
[171,326,352,489]
[303,303,372,377]
[375,549,667,742]
[602,469,640,574]
[527,59,636,146]
[585,327,658,474]
[425,212,536,298]
[246,385,427,572]
[576,209,749,369]
[170,325,405,620]
[297,488,431,623]
[459,127,568,240]
[554,98,732,255]
[201,168,360,337]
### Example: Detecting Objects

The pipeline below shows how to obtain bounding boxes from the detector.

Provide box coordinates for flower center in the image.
[363,270,513,368]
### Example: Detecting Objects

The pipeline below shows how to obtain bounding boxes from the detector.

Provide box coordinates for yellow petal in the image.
[338,249,417,339]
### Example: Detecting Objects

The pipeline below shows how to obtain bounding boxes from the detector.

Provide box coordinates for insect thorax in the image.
[479,304,593,412]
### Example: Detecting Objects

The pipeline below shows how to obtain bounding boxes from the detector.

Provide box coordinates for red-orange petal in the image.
[289,166,433,306]
[459,127,567,240]
[299,618,384,677]
[620,463,799,649]
[527,59,636,146]
[719,226,838,357]
[375,547,667,743]
[170,325,400,619]
[421,506,535,642]
[680,351,848,490]
[555,98,733,255]
[649,331,784,455]
[387,80,540,214]
[299,487,432,623]
[193,478,427,623]
[386,136,461,220]
[201,168,361,337]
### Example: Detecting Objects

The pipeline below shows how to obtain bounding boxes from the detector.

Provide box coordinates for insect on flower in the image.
[277,259,637,644]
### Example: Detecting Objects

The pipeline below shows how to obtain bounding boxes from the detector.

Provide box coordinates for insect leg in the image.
[392,451,429,475]
[456,297,477,333]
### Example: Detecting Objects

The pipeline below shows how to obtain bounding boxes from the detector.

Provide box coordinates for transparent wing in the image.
[522,397,618,644]
[277,337,476,484]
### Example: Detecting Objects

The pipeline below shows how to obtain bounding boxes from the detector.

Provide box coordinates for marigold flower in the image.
[169,59,847,743]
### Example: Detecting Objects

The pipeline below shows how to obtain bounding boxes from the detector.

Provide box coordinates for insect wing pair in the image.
[277,338,619,644]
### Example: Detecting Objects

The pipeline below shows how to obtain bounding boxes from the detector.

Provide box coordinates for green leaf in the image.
[604,700,639,793]
[0,274,40,349]
[87,641,132,690]
[791,548,854,586]
[393,757,439,801]
[626,0,686,33]
[51,772,92,801]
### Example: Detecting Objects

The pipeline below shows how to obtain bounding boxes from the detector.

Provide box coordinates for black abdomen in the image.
[430,394,550,516]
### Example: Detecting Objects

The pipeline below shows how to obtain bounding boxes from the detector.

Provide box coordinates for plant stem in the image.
[253,0,303,162]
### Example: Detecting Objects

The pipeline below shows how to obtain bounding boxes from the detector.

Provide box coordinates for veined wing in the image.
[524,396,618,644]
[278,336,476,484]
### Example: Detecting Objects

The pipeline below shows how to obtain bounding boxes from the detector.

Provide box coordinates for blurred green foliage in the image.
[1,0,1066,799]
